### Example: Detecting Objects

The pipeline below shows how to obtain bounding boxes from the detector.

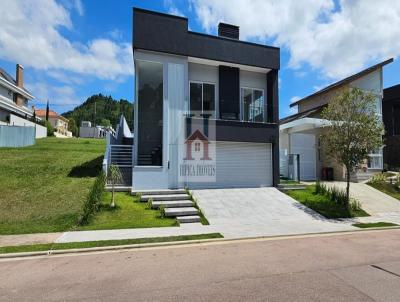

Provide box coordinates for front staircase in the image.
[132,189,201,223]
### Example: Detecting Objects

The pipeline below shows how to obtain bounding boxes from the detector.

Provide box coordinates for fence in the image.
[0,125,35,147]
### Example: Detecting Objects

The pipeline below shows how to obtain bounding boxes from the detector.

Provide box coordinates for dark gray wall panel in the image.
[133,8,280,70]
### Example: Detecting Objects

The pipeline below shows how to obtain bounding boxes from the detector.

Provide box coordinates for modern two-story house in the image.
[280,59,392,182]
[118,8,280,190]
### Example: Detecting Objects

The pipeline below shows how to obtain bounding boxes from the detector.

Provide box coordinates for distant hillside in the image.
[62,94,133,130]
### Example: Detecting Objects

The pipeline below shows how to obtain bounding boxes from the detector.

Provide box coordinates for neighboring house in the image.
[104,8,280,189]
[35,109,72,137]
[383,84,400,170]
[280,59,392,182]
[0,64,47,139]
[79,121,110,138]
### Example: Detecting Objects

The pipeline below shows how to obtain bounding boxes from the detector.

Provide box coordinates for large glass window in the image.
[137,61,163,166]
[189,82,215,118]
[368,149,383,169]
[241,88,265,122]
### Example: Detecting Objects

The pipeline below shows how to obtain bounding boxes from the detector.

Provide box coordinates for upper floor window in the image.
[189,82,216,118]
[241,88,265,122]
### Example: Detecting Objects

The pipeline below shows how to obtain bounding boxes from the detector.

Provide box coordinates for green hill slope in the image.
[62,94,133,131]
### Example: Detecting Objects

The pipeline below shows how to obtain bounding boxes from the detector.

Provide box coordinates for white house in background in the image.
[79,121,114,138]
[280,59,393,182]
[35,109,72,138]
[0,64,47,138]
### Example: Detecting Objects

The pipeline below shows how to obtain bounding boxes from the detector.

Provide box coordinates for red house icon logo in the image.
[184,129,212,160]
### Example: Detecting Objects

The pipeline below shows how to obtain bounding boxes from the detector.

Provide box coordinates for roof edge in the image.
[290,58,394,108]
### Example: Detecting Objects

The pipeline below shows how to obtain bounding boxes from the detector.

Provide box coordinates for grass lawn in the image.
[0,233,224,254]
[368,181,400,201]
[78,192,177,231]
[0,138,105,235]
[353,222,399,228]
[286,186,369,219]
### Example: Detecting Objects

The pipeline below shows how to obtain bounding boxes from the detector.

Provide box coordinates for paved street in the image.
[1,229,400,301]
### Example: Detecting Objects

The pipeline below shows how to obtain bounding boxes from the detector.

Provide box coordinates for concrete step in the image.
[141,194,190,202]
[133,189,187,195]
[177,215,201,223]
[152,200,194,208]
[278,186,306,191]
[164,207,198,217]
[105,186,132,192]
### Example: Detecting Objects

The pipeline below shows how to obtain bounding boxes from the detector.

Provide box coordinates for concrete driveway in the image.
[192,187,355,238]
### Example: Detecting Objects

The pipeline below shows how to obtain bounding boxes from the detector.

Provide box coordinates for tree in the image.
[321,87,384,207]
[45,100,50,121]
[45,120,54,136]
[100,118,111,127]
[68,117,79,137]
[107,165,123,208]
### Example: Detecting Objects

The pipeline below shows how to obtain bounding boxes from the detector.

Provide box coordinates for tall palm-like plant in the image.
[108,164,123,208]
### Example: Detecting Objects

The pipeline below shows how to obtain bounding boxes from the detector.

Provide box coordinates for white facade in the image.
[132,50,272,190]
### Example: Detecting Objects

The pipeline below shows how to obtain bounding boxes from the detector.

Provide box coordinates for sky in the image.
[0,0,399,117]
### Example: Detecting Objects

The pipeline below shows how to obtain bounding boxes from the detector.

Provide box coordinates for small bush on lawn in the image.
[369,173,386,184]
[45,120,54,136]
[78,172,106,225]
[159,204,166,219]
[287,185,368,219]
[146,198,153,209]
[314,182,348,206]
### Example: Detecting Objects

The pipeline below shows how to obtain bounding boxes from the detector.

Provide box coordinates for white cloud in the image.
[164,0,186,17]
[0,0,133,80]
[191,0,400,80]
[26,82,82,108]
[74,0,84,16]
[290,96,301,104]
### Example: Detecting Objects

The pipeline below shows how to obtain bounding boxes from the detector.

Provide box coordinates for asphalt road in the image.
[1,229,400,301]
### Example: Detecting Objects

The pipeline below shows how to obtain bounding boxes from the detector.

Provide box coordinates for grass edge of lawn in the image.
[367,182,400,201]
[285,185,370,219]
[0,233,224,255]
[352,222,399,228]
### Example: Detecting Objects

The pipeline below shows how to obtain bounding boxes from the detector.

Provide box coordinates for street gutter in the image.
[1,226,399,260]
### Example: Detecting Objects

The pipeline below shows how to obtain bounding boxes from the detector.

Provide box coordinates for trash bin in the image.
[322,167,334,181]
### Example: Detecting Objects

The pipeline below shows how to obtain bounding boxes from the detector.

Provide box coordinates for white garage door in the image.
[188,141,272,188]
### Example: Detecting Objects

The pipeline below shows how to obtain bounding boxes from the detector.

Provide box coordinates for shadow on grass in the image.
[68,156,103,178]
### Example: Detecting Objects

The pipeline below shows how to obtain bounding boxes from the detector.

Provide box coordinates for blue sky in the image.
[1,0,399,117]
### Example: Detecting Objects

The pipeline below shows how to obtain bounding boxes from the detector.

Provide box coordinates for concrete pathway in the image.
[0,232,62,247]
[55,223,214,243]
[192,187,356,239]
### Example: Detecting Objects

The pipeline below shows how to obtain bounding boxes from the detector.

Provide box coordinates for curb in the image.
[1,226,400,260]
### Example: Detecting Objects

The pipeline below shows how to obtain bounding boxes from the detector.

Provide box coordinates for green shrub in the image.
[135,192,142,202]
[350,198,362,212]
[45,120,54,136]
[146,197,153,209]
[78,172,106,225]
[369,173,386,184]
[315,182,355,207]
[159,204,166,219]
